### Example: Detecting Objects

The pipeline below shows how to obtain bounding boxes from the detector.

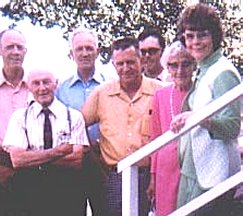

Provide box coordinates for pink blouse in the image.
[150,84,187,216]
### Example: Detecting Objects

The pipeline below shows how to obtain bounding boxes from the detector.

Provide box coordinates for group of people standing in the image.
[0,3,242,216]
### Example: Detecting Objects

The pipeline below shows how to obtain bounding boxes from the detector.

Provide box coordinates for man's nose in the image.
[38,81,48,89]
[123,62,131,71]
[81,48,90,56]
[177,65,184,74]
[12,45,21,53]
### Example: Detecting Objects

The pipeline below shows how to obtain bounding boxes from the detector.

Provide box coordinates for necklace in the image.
[169,85,176,118]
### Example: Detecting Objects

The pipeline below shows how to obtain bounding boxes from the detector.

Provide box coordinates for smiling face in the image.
[70,32,99,73]
[28,70,57,107]
[167,51,195,91]
[139,36,162,76]
[0,30,27,70]
[112,46,142,91]
[184,29,214,63]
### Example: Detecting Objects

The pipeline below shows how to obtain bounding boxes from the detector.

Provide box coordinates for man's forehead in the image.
[28,71,55,82]
[139,36,160,48]
[72,32,97,46]
[112,46,138,59]
[2,30,25,42]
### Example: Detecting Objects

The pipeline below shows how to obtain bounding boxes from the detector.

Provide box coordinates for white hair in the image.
[161,40,189,70]
[69,26,99,49]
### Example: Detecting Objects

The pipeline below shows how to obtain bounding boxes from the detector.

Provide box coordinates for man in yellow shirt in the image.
[82,37,162,216]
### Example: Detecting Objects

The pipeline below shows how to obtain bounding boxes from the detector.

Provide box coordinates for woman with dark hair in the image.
[170,3,241,214]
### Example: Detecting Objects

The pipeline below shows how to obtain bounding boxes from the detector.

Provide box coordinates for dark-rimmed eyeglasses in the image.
[140,48,160,56]
[184,30,211,41]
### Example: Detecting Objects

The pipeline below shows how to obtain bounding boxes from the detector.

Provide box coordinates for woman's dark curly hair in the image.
[177,3,223,51]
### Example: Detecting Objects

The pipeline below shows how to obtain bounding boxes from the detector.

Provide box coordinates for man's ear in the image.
[159,48,164,57]
[69,50,74,60]
[24,47,27,55]
[53,78,58,89]
[96,47,100,58]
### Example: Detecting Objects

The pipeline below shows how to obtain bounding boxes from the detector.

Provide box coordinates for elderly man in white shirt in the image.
[3,69,89,216]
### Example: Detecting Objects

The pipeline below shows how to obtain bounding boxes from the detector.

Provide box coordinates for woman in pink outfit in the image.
[147,41,196,216]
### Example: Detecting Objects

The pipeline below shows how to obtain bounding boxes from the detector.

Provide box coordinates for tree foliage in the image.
[0,0,241,72]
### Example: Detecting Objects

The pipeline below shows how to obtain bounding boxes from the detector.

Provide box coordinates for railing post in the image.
[122,165,138,216]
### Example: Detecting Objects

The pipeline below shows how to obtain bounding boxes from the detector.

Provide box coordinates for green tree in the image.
[0,0,241,72]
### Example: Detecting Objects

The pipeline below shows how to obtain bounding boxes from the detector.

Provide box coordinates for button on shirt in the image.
[3,98,89,150]
[56,70,106,142]
[0,72,29,144]
[82,77,162,166]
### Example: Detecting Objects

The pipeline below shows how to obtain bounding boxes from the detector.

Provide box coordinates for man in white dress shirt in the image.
[3,69,89,216]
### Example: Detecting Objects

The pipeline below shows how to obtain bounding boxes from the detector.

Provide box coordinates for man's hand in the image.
[0,165,14,185]
[55,143,73,157]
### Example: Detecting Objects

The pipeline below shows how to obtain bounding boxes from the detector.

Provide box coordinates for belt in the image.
[37,164,76,175]
[105,165,117,172]
[105,165,149,173]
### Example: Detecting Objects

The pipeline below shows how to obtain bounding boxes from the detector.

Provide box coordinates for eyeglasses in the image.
[140,48,160,56]
[184,30,211,41]
[167,61,194,71]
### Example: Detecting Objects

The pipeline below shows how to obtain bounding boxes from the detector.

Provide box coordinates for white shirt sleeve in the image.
[2,109,29,151]
[69,109,89,146]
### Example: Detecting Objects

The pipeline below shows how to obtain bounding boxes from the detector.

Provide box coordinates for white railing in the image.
[117,83,243,216]
[169,171,243,216]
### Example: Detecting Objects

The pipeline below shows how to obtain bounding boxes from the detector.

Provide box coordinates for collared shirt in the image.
[56,70,106,142]
[0,71,29,144]
[3,98,89,151]
[82,77,163,166]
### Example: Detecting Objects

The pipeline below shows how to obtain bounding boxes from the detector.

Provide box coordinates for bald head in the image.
[27,70,56,85]
[28,69,57,107]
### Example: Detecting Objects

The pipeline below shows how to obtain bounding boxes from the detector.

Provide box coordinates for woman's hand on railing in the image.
[146,173,155,201]
[170,111,193,133]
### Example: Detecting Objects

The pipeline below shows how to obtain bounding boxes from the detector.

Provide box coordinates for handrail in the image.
[117,83,243,173]
[169,170,243,216]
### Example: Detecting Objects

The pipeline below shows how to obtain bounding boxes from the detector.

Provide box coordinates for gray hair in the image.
[69,27,99,49]
[161,40,192,70]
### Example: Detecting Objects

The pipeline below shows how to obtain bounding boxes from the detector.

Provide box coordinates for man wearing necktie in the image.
[2,69,89,216]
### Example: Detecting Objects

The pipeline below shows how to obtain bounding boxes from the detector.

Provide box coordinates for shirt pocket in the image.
[140,113,151,144]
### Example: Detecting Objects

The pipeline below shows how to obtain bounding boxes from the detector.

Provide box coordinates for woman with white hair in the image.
[146,40,196,216]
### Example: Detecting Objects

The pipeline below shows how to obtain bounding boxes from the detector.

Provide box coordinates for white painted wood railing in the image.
[169,171,243,216]
[117,83,243,216]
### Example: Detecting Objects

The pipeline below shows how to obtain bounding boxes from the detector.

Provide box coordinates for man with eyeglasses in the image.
[138,27,167,81]
[0,29,29,215]
[3,69,89,216]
